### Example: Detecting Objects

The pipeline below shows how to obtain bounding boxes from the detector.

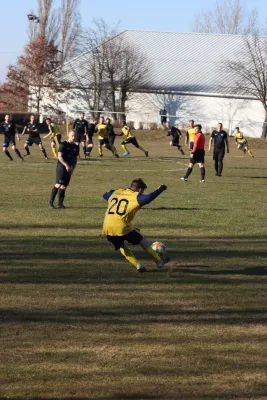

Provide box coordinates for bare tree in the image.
[38,0,60,43]
[226,33,267,137]
[59,0,81,62]
[193,0,258,35]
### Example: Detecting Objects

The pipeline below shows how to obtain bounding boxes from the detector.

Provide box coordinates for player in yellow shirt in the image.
[234,127,254,157]
[102,178,171,272]
[43,118,61,158]
[185,119,195,151]
[96,116,119,157]
[117,121,148,157]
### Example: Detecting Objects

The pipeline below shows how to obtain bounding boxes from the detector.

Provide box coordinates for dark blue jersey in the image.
[25,122,39,137]
[1,121,16,137]
[73,118,89,135]
[58,141,79,168]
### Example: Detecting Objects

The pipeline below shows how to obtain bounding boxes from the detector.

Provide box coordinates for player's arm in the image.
[225,134,230,153]
[137,185,167,207]
[185,131,189,145]
[208,135,214,151]
[72,119,77,129]
[15,126,20,141]
[22,125,27,135]
[43,131,52,139]
[178,128,182,137]
[57,144,71,171]
[116,130,124,137]
[103,190,115,201]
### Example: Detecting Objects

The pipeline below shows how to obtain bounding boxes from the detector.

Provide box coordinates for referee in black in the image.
[106,118,116,145]
[49,130,79,209]
[208,123,229,176]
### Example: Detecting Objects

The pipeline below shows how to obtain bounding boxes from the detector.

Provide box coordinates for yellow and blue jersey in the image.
[122,125,134,139]
[235,131,247,144]
[102,185,166,236]
[48,123,60,138]
[96,123,108,139]
[186,127,195,143]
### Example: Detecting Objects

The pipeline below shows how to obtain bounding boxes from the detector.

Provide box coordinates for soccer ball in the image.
[152,242,166,257]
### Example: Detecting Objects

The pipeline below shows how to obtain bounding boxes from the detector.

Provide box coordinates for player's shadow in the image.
[144,206,200,211]
[170,265,267,277]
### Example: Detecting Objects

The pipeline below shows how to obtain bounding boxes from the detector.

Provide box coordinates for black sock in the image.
[180,148,185,155]
[4,150,13,160]
[42,148,48,158]
[15,149,22,159]
[83,146,87,155]
[87,146,93,155]
[214,160,218,173]
[58,189,65,206]
[200,167,205,180]
[218,161,223,175]
[184,167,192,179]
[25,146,30,155]
[50,187,59,204]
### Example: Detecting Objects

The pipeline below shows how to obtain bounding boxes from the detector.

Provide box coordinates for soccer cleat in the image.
[8,158,13,161]
[145,150,149,157]
[57,204,66,209]
[45,157,49,160]
[114,154,119,158]
[180,177,188,181]
[24,152,30,157]
[200,180,205,183]
[99,154,103,157]
[157,255,171,269]
[137,264,147,273]
[49,201,55,209]
[122,151,130,156]
[20,157,24,162]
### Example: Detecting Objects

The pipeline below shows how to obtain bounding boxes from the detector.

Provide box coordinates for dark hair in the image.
[189,119,194,124]
[218,122,223,127]
[195,124,202,130]
[131,178,147,191]
[122,120,126,125]
[46,118,51,122]
[106,118,111,123]
[235,126,239,130]
[80,112,85,115]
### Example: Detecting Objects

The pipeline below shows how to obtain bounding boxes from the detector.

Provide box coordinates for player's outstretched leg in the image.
[248,149,254,158]
[49,185,59,208]
[140,238,171,269]
[57,186,66,209]
[87,144,93,156]
[14,148,23,161]
[51,143,57,158]
[132,138,148,157]
[178,145,185,155]
[181,163,193,181]
[98,144,103,157]
[106,143,119,158]
[3,147,13,161]
[200,164,205,182]
[120,245,147,272]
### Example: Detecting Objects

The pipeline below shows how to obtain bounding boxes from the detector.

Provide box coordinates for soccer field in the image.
[1,134,267,400]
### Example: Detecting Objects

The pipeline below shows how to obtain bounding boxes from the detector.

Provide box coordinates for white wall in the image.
[126,92,265,138]
[40,89,265,138]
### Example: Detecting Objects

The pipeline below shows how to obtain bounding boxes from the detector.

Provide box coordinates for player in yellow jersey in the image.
[43,118,61,158]
[102,178,171,272]
[185,119,195,151]
[95,116,119,157]
[117,121,148,157]
[234,127,254,157]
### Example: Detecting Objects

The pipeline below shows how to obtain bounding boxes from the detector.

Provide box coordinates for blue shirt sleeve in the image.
[103,190,115,201]
[137,186,166,207]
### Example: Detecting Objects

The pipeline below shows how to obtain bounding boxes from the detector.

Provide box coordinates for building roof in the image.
[62,30,265,99]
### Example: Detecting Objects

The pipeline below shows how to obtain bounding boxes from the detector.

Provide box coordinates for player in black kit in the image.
[22,115,48,159]
[208,123,229,176]
[49,130,79,209]
[1,114,23,161]
[166,122,185,155]
[72,112,89,158]
[106,118,116,145]
[86,117,98,157]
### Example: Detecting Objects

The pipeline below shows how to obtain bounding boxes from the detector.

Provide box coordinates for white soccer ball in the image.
[152,241,166,257]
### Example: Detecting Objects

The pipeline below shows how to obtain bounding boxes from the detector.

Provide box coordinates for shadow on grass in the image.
[176,266,267,276]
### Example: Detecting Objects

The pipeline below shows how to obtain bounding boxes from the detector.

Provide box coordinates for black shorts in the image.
[3,136,15,147]
[191,149,205,164]
[88,134,94,145]
[56,164,72,187]
[213,149,225,161]
[122,137,139,148]
[171,138,180,146]
[26,135,42,146]
[75,133,86,143]
[107,230,143,251]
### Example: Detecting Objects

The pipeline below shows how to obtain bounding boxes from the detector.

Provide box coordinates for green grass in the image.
[1,135,267,400]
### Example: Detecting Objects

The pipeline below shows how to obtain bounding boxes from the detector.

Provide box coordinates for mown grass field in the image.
[1,132,267,400]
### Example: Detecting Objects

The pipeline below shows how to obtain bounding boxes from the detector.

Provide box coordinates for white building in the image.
[41,30,266,137]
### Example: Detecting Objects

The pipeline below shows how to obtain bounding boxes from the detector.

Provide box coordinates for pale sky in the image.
[0,0,266,81]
